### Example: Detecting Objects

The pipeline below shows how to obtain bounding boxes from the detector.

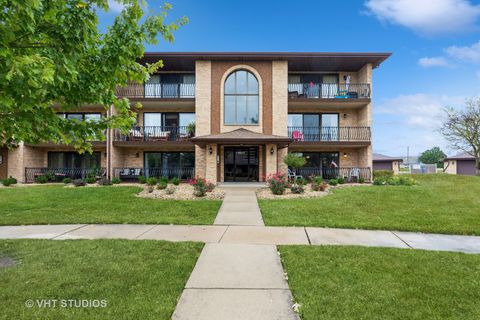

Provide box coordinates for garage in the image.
[457,159,476,175]
[373,153,402,173]
[444,152,477,176]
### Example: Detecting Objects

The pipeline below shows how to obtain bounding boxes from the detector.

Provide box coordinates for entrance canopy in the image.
[190,128,293,148]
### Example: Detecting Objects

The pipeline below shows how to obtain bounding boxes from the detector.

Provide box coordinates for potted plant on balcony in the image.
[187,122,195,138]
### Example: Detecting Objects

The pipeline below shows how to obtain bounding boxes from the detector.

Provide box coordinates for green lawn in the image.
[0,186,221,225]
[0,239,202,320]
[259,174,480,235]
[280,245,480,320]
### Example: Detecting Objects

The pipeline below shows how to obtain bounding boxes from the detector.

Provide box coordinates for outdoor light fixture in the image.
[135,152,139,158]
[270,147,275,155]
[209,146,213,155]
[104,152,107,157]
[343,152,348,158]
[343,113,348,119]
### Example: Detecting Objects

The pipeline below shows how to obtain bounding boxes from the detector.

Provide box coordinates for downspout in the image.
[106,105,111,179]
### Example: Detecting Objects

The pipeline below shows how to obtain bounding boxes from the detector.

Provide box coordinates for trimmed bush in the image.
[62,177,72,184]
[266,172,289,195]
[358,177,365,184]
[85,177,96,184]
[146,177,157,186]
[73,179,86,187]
[97,177,112,186]
[337,177,346,184]
[2,177,17,187]
[35,175,48,184]
[111,177,121,184]
[157,181,168,190]
[160,176,169,184]
[171,177,180,185]
[290,184,305,194]
[329,179,338,186]
[138,175,147,184]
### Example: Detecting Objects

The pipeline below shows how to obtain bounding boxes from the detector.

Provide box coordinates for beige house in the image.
[1,52,390,183]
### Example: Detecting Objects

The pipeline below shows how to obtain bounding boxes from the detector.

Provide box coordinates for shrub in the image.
[189,177,209,197]
[2,177,17,187]
[266,172,289,195]
[296,177,307,186]
[86,177,96,184]
[146,177,157,186]
[329,179,338,186]
[358,177,365,184]
[311,176,324,185]
[45,171,56,182]
[160,176,169,184]
[157,181,168,190]
[373,170,394,180]
[73,179,86,187]
[62,177,72,184]
[165,185,176,195]
[337,177,346,184]
[311,181,328,192]
[138,175,147,184]
[206,182,216,192]
[171,177,180,185]
[35,175,48,184]
[97,177,112,186]
[147,186,154,193]
[373,175,416,186]
[111,177,121,184]
[283,153,307,171]
[290,184,305,194]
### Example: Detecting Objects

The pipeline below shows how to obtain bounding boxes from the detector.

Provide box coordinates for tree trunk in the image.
[476,158,480,176]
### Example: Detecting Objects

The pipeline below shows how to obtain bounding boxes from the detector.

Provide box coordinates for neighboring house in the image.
[444,152,477,176]
[373,153,402,174]
[3,52,390,183]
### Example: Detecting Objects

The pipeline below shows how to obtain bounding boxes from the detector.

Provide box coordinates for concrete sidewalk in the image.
[1,224,480,254]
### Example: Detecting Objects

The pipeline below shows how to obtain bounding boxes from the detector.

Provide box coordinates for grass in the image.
[0,239,202,320]
[259,174,480,235]
[0,186,221,225]
[280,245,480,320]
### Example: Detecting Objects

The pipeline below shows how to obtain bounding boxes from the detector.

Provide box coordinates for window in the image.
[58,113,102,121]
[144,152,195,179]
[224,70,259,125]
[48,152,101,168]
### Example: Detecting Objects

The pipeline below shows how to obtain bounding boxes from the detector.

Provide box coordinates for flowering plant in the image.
[266,172,289,195]
[189,177,215,197]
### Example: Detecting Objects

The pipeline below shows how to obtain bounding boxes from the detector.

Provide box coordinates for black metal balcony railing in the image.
[113,167,195,181]
[288,83,370,99]
[116,83,195,99]
[114,126,194,142]
[288,126,371,142]
[296,167,371,181]
[25,167,106,183]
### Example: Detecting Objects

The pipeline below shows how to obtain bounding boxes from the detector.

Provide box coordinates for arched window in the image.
[224,70,259,125]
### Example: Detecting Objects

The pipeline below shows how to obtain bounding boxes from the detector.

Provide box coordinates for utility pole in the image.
[406,146,410,165]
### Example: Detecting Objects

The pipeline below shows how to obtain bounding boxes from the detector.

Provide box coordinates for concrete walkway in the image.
[1,224,480,254]
[173,187,299,320]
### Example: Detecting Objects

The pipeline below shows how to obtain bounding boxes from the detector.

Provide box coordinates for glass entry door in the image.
[224,147,259,182]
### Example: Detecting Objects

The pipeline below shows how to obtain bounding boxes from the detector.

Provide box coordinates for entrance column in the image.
[265,143,278,177]
[205,143,217,182]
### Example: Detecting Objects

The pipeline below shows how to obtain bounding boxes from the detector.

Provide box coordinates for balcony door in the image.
[288,114,339,141]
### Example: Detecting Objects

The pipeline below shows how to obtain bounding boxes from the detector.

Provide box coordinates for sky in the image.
[99,0,480,157]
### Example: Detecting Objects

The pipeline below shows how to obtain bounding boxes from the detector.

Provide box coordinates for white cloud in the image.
[376,93,464,128]
[364,0,480,35]
[445,41,480,63]
[107,0,125,13]
[418,56,450,68]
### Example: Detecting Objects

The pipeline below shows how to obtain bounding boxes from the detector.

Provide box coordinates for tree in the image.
[418,147,446,167]
[440,98,480,175]
[283,153,306,171]
[0,0,187,152]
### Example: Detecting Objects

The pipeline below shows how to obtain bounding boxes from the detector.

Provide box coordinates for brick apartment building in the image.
[0,52,390,183]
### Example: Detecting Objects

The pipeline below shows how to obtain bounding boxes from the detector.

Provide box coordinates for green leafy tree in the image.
[283,153,307,171]
[418,147,446,167]
[0,0,187,151]
[441,98,480,175]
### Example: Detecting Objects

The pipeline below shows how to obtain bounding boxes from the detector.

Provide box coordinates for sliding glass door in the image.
[144,152,195,179]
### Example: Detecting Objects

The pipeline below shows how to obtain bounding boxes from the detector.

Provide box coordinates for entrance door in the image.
[224,147,259,182]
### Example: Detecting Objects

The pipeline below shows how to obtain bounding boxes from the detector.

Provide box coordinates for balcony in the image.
[113,126,194,144]
[288,83,370,99]
[113,167,195,181]
[288,126,371,144]
[116,83,195,99]
[25,167,106,183]
[295,167,371,181]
